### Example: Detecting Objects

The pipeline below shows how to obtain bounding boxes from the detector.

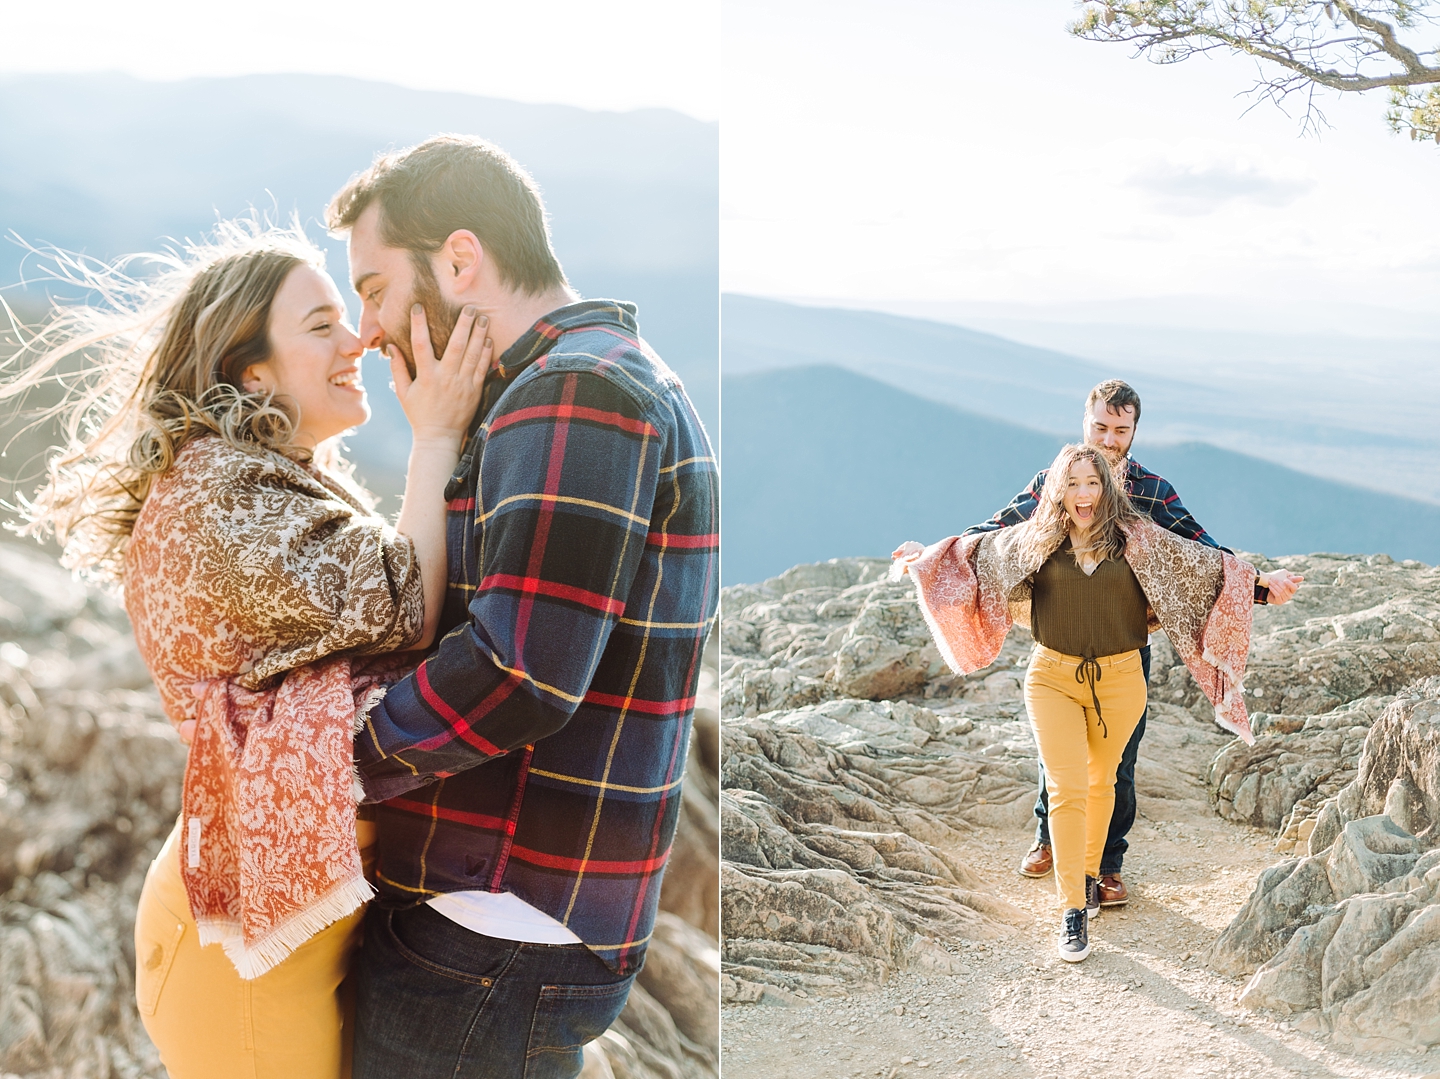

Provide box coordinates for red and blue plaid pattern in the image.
[356,301,718,975]
[964,456,1221,549]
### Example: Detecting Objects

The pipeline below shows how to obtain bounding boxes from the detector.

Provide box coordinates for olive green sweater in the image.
[1031,540,1149,659]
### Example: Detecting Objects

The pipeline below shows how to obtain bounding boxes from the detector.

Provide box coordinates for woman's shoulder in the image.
[166,435,307,487]
[139,436,361,543]
[160,436,365,511]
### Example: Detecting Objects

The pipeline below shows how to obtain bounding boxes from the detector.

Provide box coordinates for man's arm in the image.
[962,470,1046,536]
[1144,475,1222,550]
[354,370,661,803]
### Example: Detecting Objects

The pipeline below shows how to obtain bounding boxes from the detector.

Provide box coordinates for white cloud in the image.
[1127,157,1315,214]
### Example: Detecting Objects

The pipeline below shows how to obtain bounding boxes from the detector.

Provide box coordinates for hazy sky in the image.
[723,0,1440,330]
[2,0,719,121]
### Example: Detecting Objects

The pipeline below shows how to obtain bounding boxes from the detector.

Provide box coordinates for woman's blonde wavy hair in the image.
[1019,442,1142,567]
[1,218,331,579]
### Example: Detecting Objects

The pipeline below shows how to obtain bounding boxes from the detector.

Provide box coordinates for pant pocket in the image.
[134,880,186,1018]
[1112,650,1143,677]
[522,975,636,1079]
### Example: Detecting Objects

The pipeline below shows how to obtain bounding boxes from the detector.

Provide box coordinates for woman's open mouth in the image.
[1074,503,1094,520]
[329,369,363,392]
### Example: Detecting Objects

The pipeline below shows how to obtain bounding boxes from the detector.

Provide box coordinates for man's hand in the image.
[389,305,493,445]
[890,540,923,581]
[1260,569,1304,605]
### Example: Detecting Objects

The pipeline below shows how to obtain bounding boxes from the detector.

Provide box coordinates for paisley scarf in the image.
[125,436,424,977]
[892,518,1255,744]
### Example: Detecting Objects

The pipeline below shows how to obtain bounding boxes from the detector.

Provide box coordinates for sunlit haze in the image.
[1,0,719,121]
[723,0,1440,333]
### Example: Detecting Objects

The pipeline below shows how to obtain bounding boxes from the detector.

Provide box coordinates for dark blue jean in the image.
[1033,643,1150,875]
[351,903,636,1079]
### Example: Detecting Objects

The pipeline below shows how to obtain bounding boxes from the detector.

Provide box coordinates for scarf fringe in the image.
[1201,642,1255,746]
[196,873,375,980]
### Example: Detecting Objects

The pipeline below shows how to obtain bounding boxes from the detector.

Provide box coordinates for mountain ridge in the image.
[721,293,1440,506]
[722,364,1440,584]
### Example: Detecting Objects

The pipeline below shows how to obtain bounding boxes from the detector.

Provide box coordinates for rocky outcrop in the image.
[721,559,940,718]
[718,558,1229,1000]
[0,544,179,1079]
[1208,678,1440,1049]
[0,541,719,1079]
[723,552,1440,1054]
[1199,554,1440,851]
[721,556,1056,719]
[720,698,1033,1000]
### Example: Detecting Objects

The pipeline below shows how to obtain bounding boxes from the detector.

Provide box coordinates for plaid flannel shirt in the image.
[356,300,718,975]
[963,456,1221,549]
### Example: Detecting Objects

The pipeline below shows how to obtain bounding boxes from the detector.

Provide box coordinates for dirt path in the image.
[721,705,1440,1079]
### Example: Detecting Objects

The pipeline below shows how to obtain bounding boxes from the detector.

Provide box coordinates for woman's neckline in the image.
[1061,534,1104,577]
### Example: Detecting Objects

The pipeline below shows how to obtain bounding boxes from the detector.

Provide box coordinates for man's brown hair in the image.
[326,135,568,296]
[1085,378,1141,426]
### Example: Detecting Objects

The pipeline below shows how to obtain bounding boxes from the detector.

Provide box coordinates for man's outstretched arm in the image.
[962,470,1046,536]
[354,370,661,803]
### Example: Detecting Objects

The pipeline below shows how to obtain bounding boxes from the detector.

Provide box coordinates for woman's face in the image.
[1063,458,1104,531]
[242,264,368,447]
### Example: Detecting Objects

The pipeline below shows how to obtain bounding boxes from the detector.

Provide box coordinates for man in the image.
[965,379,1301,907]
[326,136,717,1078]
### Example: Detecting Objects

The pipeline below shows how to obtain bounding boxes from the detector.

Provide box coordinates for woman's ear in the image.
[240,364,270,395]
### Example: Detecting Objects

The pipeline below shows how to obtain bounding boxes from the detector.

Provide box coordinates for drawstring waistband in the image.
[1074,655,1108,738]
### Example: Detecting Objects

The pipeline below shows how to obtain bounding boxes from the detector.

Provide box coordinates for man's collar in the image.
[494,299,640,381]
[463,299,639,447]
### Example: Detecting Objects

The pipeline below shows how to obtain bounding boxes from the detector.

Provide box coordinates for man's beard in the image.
[390,254,463,379]
[1091,442,1127,469]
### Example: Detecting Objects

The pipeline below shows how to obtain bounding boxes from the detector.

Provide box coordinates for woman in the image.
[893,442,1257,962]
[3,221,490,1076]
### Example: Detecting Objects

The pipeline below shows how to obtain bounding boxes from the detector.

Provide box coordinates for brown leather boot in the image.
[1098,873,1129,906]
[1018,842,1052,878]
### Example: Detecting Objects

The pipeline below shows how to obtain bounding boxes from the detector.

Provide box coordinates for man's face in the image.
[1083,401,1136,464]
[347,203,462,377]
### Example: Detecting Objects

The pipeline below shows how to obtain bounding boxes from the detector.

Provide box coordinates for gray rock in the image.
[1209,856,1337,976]
[0,551,180,1079]
[1205,556,1440,853]
[1325,816,1419,900]
[1333,939,1440,1051]
[719,556,1244,997]
[725,552,1440,1053]
[720,698,1032,991]
[719,557,1025,718]
[1221,678,1440,1049]
[1239,910,1343,1014]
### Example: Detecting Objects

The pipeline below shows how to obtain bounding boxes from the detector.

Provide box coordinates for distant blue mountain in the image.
[0,73,717,505]
[720,294,1429,490]
[722,365,1440,584]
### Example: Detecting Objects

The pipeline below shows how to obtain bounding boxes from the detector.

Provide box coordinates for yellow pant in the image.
[1023,646,1147,911]
[134,818,365,1079]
